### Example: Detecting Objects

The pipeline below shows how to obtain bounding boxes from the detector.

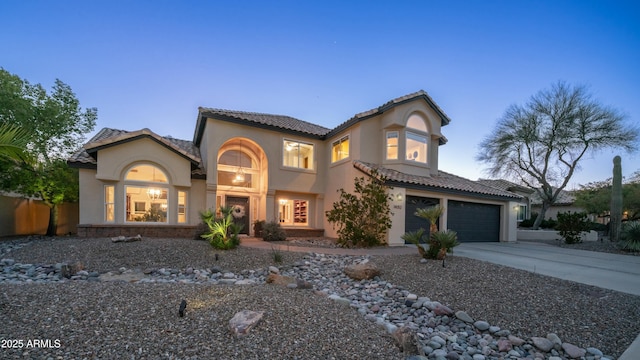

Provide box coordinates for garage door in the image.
[404,196,439,244]
[447,200,500,242]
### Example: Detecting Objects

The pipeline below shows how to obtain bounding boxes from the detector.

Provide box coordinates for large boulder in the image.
[229,310,264,337]
[344,263,380,280]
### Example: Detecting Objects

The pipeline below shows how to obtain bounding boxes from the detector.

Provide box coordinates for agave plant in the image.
[415,205,445,233]
[620,221,640,252]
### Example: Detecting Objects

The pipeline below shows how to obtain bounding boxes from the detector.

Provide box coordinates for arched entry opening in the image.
[216,138,267,235]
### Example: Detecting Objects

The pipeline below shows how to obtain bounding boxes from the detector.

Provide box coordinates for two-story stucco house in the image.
[68,90,522,245]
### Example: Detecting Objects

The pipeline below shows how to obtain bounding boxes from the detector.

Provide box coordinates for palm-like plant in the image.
[201,206,242,249]
[0,124,32,162]
[415,205,445,233]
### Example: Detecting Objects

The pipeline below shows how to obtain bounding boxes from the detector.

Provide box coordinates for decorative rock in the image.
[561,343,586,358]
[433,304,454,316]
[268,266,279,274]
[229,310,264,337]
[266,273,295,286]
[531,337,554,352]
[392,326,416,353]
[328,294,350,306]
[508,335,525,346]
[473,320,490,331]
[343,263,380,280]
[497,339,512,352]
[472,354,485,360]
[547,333,562,348]
[446,350,460,360]
[455,310,474,323]
[586,347,603,356]
[407,293,418,301]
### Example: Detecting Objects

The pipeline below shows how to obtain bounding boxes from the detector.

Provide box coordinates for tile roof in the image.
[195,90,451,144]
[353,160,522,200]
[530,188,576,205]
[327,90,452,140]
[68,128,205,176]
[198,108,331,137]
[476,179,535,194]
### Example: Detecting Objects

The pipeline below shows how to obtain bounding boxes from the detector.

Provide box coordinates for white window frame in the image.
[386,131,399,160]
[104,185,115,223]
[331,135,350,163]
[282,139,315,170]
[405,131,428,164]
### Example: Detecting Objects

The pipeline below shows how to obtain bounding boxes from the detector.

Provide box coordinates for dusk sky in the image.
[1,0,639,188]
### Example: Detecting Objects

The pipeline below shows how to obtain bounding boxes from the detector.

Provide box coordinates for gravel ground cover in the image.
[1,236,639,359]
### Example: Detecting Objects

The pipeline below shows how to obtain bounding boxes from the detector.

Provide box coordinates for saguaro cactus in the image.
[610,156,623,242]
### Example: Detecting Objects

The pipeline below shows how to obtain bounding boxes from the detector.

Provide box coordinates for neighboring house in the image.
[476,179,534,223]
[530,189,584,220]
[68,90,523,245]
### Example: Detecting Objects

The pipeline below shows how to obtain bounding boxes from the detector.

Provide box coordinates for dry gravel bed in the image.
[1,236,639,359]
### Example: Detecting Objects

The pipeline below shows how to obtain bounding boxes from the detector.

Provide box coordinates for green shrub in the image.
[587,221,608,232]
[201,206,242,250]
[540,218,557,229]
[556,211,589,244]
[262,221,286,242]
[194,209,215,240]
[621,221,640,252]
[326,169,393,248]
[253,220,265,237]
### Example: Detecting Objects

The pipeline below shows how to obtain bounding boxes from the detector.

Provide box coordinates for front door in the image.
[226,196,250,235]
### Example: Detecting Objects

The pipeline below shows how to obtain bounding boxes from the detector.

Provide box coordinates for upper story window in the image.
[407,114,428,132]
[218,149,256,188]
[405,114,428,164]
[283,139,314,170]
[386,131,398,160]
[406,132,428,163]
[331,135,350,163]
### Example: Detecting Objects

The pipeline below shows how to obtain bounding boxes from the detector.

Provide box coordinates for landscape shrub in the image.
[201,206,242,250]
[326,169,392,248]
[402,229,459,260]
[194,209,215,240]
[556,211,589,244]
[262,221,286,242]
[620,221,640,252]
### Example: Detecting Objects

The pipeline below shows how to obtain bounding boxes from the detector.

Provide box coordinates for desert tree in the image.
[477,81,638,229]
[0,68,97,236]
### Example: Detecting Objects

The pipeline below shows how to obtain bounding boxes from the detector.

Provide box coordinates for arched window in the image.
[407,114,428,132]
[405,114,428,164]
[218,148,258,188]
[124,164,169,223]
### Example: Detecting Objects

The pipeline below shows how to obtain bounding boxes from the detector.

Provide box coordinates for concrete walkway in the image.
[453,241,640,297]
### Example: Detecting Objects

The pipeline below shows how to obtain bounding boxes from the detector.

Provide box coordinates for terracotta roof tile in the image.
[68,128,204,176]
[530,189,576,205]
[354,160,521,200]
[198,108,331,137]
[476,179,535,194]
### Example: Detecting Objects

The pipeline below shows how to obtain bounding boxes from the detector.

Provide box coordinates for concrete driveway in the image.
[453,241,640,296]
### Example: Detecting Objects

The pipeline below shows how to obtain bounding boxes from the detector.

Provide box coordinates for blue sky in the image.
[1,0,639,188]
